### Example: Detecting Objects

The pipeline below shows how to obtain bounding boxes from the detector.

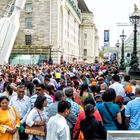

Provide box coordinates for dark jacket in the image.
[80,116,106,140]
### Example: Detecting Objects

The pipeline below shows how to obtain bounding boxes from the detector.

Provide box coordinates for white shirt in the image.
[46,114,70,140]
[132,85,136,94]
[9,95,31,124]
[30,93,53,113]
[109,82,126,97]
[26,108,48,140]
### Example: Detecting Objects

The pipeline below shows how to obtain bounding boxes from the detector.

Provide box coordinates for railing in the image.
[107,130,140,140]
[13,45,51,49]
[11,45,50,55]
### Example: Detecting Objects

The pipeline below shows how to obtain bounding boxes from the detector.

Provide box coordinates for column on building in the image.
[94,28,99,59]
[58,0,81,63]
[77,0,99,63]
[79,13,99,63]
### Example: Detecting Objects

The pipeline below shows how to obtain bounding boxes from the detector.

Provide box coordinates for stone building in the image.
[0,0,99,64]
[78,0,99,62]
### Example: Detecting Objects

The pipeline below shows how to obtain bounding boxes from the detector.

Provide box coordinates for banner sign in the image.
[104,30,110,42]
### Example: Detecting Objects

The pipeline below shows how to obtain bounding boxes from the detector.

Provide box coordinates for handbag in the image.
[104,103,122,130]
[25,109,46,136]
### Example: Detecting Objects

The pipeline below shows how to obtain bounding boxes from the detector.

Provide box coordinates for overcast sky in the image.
[84,0,140,47]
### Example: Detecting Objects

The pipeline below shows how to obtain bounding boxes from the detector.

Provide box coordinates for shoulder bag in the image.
[104,103,121,130]
[25,109,46,136]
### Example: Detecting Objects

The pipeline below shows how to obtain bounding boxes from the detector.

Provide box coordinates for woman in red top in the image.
[73,97,103,139]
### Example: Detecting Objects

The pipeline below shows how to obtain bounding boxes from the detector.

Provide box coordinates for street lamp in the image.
[116,40,120,48]
[129,4,140,79]
[115,40,120,66]
[119,30,126,71]
[115,39,120,58]
[48,44,53,65]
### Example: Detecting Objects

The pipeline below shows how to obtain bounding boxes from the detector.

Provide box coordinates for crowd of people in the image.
[0,62,139,140]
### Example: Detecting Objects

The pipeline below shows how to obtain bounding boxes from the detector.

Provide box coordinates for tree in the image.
[99,51,104,59]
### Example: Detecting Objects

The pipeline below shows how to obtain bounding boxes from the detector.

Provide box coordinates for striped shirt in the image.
[30,93,53,112]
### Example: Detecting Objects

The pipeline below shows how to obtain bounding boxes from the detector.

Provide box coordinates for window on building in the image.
[84,33,87,39]
[25,17,32,29]
[84,33,87,46]
[127,53,130,57]
[25,35,32,45]
[25,3,32,13]
[9,4,14,14]
[83,49,87,56]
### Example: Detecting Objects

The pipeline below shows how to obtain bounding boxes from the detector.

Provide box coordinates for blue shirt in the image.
[95,102,103,109]
[98,102,120,130]
[66,98,80,117]
[125,97,140,130]
[47,102,58,118]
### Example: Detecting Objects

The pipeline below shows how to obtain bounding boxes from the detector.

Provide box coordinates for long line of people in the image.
[0,63,139,140]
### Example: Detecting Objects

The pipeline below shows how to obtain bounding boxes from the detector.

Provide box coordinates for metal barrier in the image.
[107,131,140,140]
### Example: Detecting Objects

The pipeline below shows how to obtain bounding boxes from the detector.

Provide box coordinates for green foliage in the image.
[99,51,104,59]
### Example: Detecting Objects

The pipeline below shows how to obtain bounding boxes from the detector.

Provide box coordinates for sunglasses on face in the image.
[36,89,42,91]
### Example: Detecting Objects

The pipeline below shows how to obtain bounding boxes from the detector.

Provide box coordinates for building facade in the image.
[79,12,99,62]
[0,0,99,64]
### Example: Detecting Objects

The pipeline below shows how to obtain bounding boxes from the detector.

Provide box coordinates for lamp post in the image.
[129,4,140,79]
[115,39,120,59]
[115,40,120,66]
[119,30,126,71]
[48,44,53,65]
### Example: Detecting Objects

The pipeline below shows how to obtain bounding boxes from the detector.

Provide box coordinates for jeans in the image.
[32,136,39,140]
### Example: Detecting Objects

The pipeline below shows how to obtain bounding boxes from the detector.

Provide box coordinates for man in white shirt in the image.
[109,74,125,97]
[47,101,71,140]
[9,84,31,140]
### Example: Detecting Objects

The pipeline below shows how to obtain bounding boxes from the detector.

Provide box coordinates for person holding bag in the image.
[26,95,48,140]
[98,88,122,130]
[0,96,20,140]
